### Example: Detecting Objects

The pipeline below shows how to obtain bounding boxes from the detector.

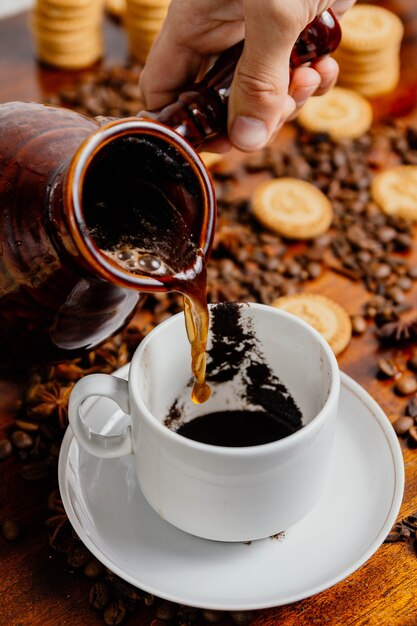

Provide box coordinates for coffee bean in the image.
[11,430,33,450]
[377,226,397,243]
[378,358,399,379]
[395,374,417,396]
[395,233,413,250]
[387,287,406,305]
[89,582,110,610]
[0,439,12,461]
[392,416,414,436]
[155,601,176,621]
[83,559,104,579]
[104,600,127,625]
[47,489,63,513]
[2,520,21,542]
[409,425,417,444]
[351,315,366,335]
[373,263,391,279]
[385,525,411,542]
[202,609,224,623]
[230,611,256,625]
[407,396,417,418]
[21,463,48,481]
[398,276,413,291]
[306,261,322,279]
[14,420,39,432]
[68,543,92,568]
[408,353,417,373]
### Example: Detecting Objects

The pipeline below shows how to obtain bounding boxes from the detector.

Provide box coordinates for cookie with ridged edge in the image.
[105,0,126,19]
[272,294,352,356]
[339,4,404,51]
[297,87,373,140]
[251,178,333,240]
[371,165,417,221]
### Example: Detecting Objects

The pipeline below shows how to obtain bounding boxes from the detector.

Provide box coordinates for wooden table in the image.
[1,9,417,626]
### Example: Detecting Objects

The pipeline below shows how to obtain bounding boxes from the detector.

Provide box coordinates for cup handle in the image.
[68,373,133,458]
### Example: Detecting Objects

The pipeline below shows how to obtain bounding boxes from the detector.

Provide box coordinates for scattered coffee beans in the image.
[3,63,414,624]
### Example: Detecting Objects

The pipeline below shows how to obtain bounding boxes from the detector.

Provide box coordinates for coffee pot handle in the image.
[68,373,133,458]
[144,9,342,147]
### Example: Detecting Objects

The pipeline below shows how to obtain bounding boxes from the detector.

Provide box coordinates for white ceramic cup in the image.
[68,303,340,542]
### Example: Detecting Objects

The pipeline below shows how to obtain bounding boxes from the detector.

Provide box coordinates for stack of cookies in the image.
[32,0,104,70]
[334,4,404,98]
[124,0,171,65]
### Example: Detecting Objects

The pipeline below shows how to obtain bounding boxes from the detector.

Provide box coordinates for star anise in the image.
[377,318,417,344]
[26,381,74,428]
[87,336,129,372]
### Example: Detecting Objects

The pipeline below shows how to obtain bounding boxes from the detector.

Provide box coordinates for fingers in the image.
[227,2,303,151]
[284,56,338,122]
[139,34,204,110]
[332,0,357,19]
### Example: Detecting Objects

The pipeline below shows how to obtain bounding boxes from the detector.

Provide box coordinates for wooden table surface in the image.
[1,9,417,626]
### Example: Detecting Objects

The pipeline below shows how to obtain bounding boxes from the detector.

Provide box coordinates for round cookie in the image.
[251,178,333,240]
[371,165,417,221]
[297,87,373,140]
[339,4,404,52]
[105,0,126,19]
[272,294,352,355]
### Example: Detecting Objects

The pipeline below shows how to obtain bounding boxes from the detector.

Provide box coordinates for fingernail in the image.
[230,116,268,150]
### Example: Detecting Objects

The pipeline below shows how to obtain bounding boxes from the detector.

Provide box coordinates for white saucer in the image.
[59,367,404,611]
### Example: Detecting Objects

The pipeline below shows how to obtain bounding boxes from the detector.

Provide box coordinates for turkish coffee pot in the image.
[0,11,341,368]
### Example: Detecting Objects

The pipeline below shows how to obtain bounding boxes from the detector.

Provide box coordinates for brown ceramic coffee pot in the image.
[0,11,341,368]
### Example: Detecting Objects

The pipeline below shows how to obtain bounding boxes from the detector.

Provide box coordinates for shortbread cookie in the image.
[105,0,126,19]
[252,178,333,240]
[297,87,373,139]
[339,4,404,52]
[273,293,352,355]
[371,165,417,221]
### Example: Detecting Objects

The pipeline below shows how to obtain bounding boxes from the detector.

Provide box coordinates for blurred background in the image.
[0,1,34,18]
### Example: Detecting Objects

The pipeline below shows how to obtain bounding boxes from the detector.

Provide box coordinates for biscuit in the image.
[105,0,126,19]
[339,4,404,52]
[371,165,417,221]
[272,293,352,355]
[251,178,333,240]
[297,87,373,139]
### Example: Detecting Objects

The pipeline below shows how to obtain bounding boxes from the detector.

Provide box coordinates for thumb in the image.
[228,4,303,151]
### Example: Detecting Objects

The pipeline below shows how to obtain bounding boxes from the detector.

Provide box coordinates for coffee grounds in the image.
[166,302,303,436]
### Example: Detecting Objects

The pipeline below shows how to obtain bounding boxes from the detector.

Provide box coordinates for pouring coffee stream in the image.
[0,11,340,402]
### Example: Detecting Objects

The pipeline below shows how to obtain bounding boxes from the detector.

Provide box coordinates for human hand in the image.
[139,0,356,152]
